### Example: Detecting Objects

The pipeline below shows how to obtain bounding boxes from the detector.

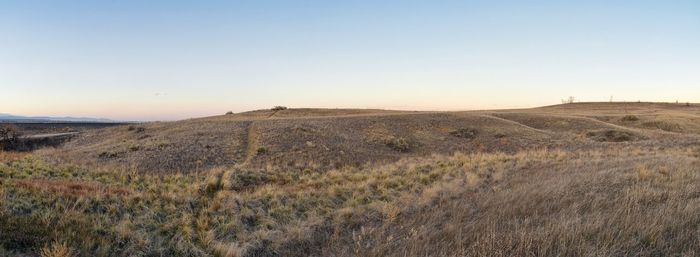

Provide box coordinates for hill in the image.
[4,102,700,257]
[38,103,700,173]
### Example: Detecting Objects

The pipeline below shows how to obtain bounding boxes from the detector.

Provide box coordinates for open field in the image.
[2,102,700,256]
[10,122,128,136]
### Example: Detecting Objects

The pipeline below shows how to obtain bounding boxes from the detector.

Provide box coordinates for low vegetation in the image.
[642,120,683,132]
[383,136,412,152]
[620,114,639,121]
[1,124,72,152]
[271,106,288,111]
[3,103,700,256]
[449,128,478,139]
[0,124,22,151]
[586,129,639,142]
[2,145,700,256]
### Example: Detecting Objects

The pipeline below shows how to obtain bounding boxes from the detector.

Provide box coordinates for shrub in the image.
[40,241,74,257]
[385,136,411,152]
[605,130,632,142]
[449,128,478,139]
[228,170,274,191]
[98,151,120,159]
[620,115,639,122]
[271,106,288,111]
[256,147,268,155]
[0,124,22,151]
[226,111,234,115]
[127,126,145,133]
[586,130,636,142]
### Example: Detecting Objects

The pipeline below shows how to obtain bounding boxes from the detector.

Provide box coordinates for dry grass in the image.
[40,241,74,257]
[3,144,700,256]
[2,103,700,256]
[330,148,700,257]
[36,103,700,174]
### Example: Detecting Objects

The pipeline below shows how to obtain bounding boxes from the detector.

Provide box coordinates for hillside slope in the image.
[5,103,700,257]
[39,103,700,173]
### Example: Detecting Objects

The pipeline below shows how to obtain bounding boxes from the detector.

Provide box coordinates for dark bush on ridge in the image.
[272,106,288,111]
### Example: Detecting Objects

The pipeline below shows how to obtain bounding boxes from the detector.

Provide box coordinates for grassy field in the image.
[2,102,700,256]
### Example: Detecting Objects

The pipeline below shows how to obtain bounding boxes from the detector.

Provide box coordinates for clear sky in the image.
[1,0,699,121]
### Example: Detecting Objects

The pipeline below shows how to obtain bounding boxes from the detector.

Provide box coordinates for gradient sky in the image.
[1,1,699,121]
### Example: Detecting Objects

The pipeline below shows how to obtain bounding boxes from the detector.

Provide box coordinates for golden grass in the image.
[35,103,700,175]
[2,144,700,256]
[0,151,28,162]
[3,103,700,256]
[40,241,74,257]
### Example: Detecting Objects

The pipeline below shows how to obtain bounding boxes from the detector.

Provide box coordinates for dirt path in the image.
[22,132,79,139]
[479,114,553,135]
[242,122,261,165]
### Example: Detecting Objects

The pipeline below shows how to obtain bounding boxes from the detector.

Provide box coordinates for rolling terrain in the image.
[39,102,700,173]
[2,102,700,257]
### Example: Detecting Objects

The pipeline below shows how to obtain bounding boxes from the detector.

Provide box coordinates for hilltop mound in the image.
[42,111,554,173]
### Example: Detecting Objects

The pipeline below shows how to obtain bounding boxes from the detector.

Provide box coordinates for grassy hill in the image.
[3,102,700,257]
[39,103,700,173]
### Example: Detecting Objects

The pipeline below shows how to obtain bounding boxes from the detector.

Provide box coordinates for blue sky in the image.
[1,0,699,121]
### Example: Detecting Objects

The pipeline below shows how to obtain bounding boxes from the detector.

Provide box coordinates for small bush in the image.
[0,124,22,151]
[385,136,411,152]
[586,130,636,142]
[449,128,479,139]
[128,126,145,133]
[226,111,234,115]
[620,115,639,122]
[40,241,74,257]
[228,171,274,191]
[98,151,120,159]
[256,147,268,155]
[271,106,288,111]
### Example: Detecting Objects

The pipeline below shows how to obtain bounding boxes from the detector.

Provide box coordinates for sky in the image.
[1,0,699,121]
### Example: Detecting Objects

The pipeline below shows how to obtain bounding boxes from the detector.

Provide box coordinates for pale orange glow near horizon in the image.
[2,1,698,121]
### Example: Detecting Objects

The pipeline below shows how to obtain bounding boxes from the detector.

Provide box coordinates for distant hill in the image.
[38,103,700,174]
[0,113,117,123]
